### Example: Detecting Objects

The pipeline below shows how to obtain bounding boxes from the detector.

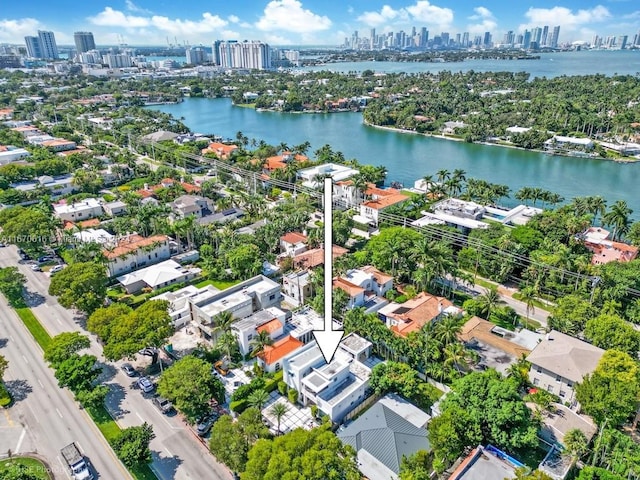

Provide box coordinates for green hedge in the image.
[229,399,249,414]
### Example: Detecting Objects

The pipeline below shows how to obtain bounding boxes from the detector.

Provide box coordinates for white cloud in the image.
[125,0,152,14]
[405,1,453,25]
[0,17,42,42]
[228,15,240,23]
[150,13,228,35]
[255,0,332,33]
[357,1,452,30]
[263,33,293,44]
[467,6,496,34]
[89,7,150,27]
[519,5,611,35]
[357,5,405,27]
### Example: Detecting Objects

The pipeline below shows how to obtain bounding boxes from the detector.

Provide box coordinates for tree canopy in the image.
[48,262,107,315]
[575,349,640,427]
[87,301,172,361]
[157,356,224,422]
[44,331,90,367]
[111,423,155,467]
[242,424,360,480]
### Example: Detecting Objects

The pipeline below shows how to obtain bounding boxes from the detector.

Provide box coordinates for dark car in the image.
[152,396,174,414]
[121,363,137,377]
[196,413,218,436]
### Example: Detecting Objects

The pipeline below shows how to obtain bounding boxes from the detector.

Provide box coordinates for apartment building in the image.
[102,234,171,277]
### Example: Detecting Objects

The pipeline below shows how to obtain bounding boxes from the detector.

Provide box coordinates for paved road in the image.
[0,293,132,480]
[0,246,233,480]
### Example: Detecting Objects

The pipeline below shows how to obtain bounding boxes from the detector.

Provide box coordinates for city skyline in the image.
[1,1,639,46]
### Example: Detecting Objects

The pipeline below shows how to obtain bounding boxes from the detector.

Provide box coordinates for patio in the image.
[261,391,318,435]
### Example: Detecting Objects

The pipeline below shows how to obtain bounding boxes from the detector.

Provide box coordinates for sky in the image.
[1,0,639,46]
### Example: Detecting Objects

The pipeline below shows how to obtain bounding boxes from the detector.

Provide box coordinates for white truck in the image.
[61,443,94,480]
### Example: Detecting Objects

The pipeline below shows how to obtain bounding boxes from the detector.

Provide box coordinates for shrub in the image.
[0,382,11,407]
[287,388,298,404]
[231,377,266,402]
[230,399,249,414]
[310,405,318,419]
[277,381,287,395]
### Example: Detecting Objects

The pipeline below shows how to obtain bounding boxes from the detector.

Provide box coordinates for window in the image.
[547,385,554,393]
[275,363,281,371]
[567,382,573,388]
[247,334,253,341]
[556,375,561,383]
[148,254,151,260]
[559,391,566,398]
[269,294,276,300]
[533,378,539,386]
[536,367,542,373]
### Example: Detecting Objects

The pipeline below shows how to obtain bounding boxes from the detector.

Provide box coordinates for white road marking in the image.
[37,379,44,388]
[56,408,63,418]
[136,412,145,422]
[21,354,29,364]
[15,427,27,453]
[165,447,173,457]
[9,335,14,342]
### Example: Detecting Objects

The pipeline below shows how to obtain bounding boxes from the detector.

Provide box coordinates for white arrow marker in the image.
[312,176,345,363]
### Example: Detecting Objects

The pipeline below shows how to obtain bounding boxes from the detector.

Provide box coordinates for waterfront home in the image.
[544,135,594,152]
[201,142,238,159]
[297,163,359,188]
[527,330,604,407]
[359,186,409,226]
[581,227,638,264]
[262,151,308,172]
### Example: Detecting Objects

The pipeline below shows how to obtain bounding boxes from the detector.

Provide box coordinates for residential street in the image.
[0,246,233,480]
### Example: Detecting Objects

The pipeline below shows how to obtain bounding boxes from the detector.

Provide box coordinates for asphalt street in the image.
[0,293,132,480]
[0,246,232,480]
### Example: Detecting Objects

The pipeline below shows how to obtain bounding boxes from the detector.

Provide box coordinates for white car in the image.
[50,265,65,275]
[137,376,155,393]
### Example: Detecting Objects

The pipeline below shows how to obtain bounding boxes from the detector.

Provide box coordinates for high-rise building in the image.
[532,27,542,45]
[503,30,514,47]
[461,32,469,48]
[74,32,95,54]
[212,40,222,66]
[217,40,271,70]
[24,36,42,58]
[421,28,429,47]
[550,26,560,48]
[185,47,206,65]
[38,30,58,59]
[523,30,532,49]
[441,32,450,47]
[369,28,376,50]
[541,26,549,46]
[483,31,491,47]
[284,50,300,66]
[635,30,640,46]
[618,35,628,50]
[104,53,132,68]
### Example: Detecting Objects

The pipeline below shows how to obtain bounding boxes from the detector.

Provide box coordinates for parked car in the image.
[137,376,154,393]
[30,264,42,272]
[152,396,174,414]
[38,255,53,263]
[121,363,137,377]
[50,265,65,275]
[196,412,218,436]
[0,242,5,247]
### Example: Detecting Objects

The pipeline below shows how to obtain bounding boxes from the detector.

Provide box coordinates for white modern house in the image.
[281,270,312,307]
[151,284,219,328]
[103,234,171,277]
[116,259,201,294]
[283,333,381,422]
[53,198,104,222]
[296,163,359,188]
[12,174,77,198]
[231,307,287,357]
[0,146,30,165]
[189,275,282,341]
[72,228,114,245]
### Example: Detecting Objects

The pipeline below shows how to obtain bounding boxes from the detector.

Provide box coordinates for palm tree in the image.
[603,200,633,240]
[349,173,369,206]
[519,285,538,325]
[563,429,588,461]
[585,195,607,226]
[443,342,468,376]
[436,169,450,184]
[250,330,274,358]
[213,311,235,338]
[433,315,462,347]
[270,402,288,435]
[247,389,269,410]
[477,286,503,321]
[506,354,531,390]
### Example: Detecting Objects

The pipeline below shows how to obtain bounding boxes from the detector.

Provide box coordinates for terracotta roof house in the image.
[292,245,348,269]
[527,330,604,406]
[359,187,409,226]
[201,142,238,159]
[262,152,308,172]
[280,231,308,256]
[102,234,171,278]
[257,335,304,373]
[378,293,462,338]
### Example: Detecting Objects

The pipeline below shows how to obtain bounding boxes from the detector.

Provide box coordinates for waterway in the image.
[150,96,640,215]
[304,50,640,78]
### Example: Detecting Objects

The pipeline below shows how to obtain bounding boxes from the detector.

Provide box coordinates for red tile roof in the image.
[281,232,307,245]
[102,234,168,260]
[388,293,453,338]
[258,335,304,365]
[256,318,281,335]
[293,245,348,268]
[262,152,308,171]
[202,142,238,158]
[333,278,365,297]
